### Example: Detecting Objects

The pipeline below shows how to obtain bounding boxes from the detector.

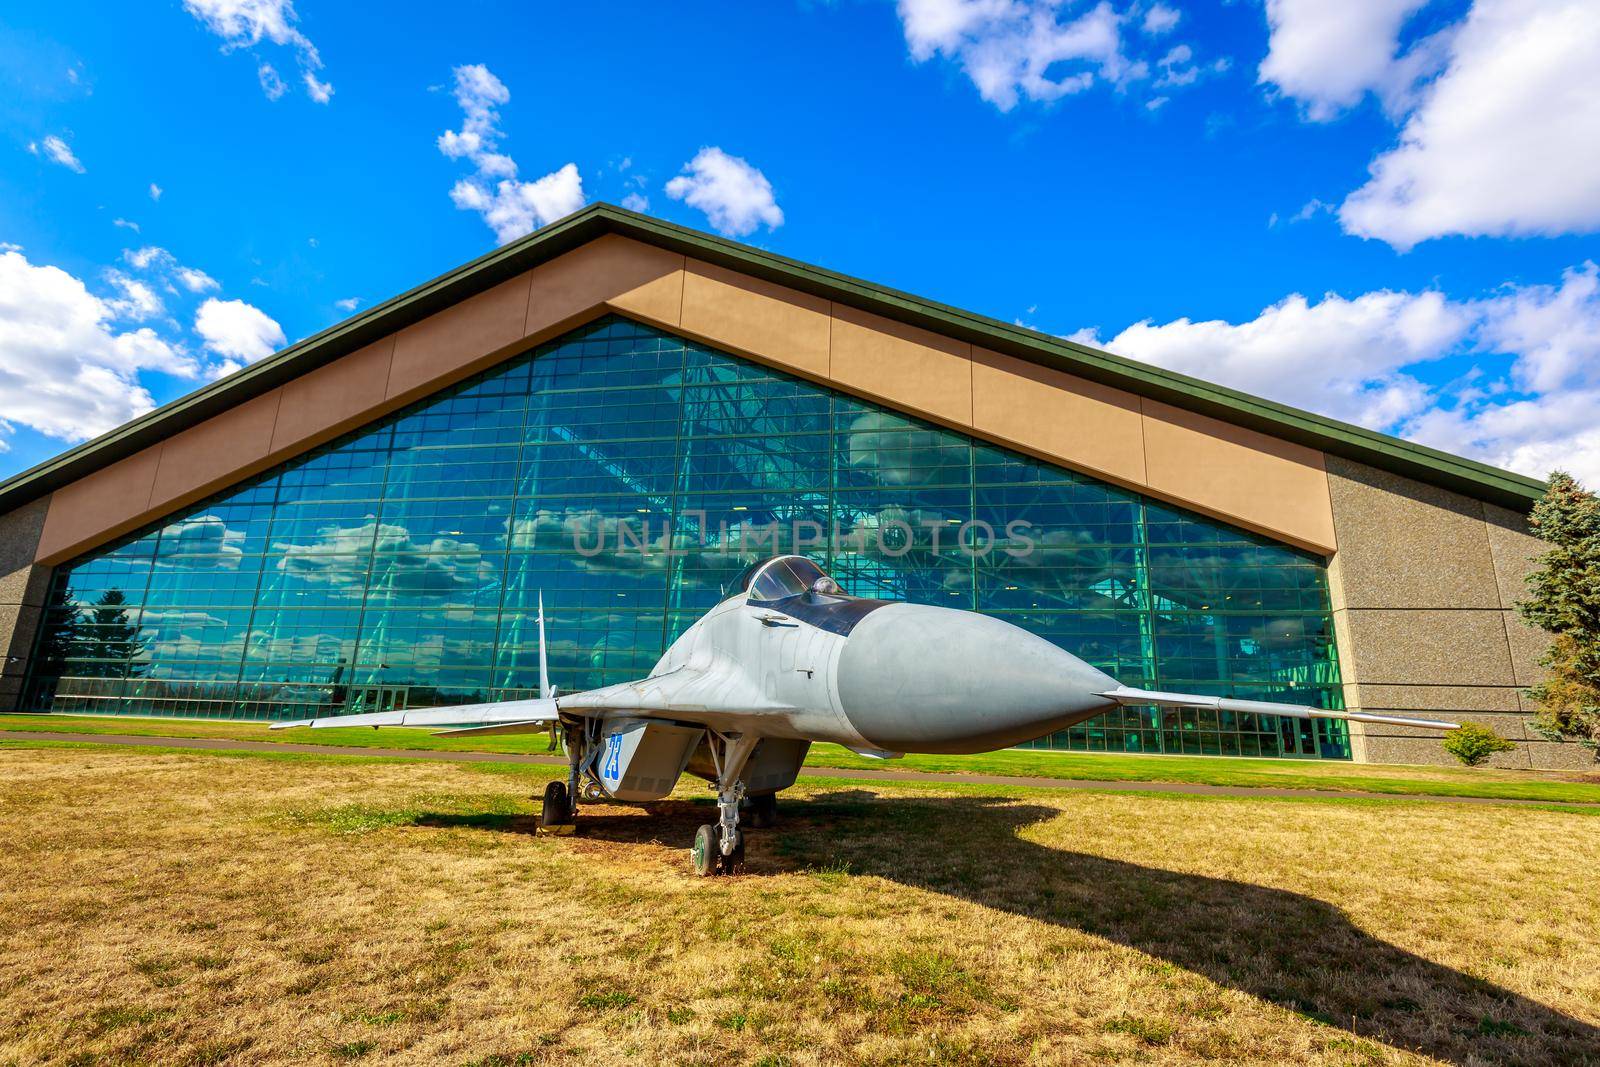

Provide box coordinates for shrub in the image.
[1442,723,1518,767]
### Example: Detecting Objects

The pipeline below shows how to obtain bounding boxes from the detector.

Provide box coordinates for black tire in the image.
[691,824,718,876]
[747,793,777,829]
[540,780,572,827]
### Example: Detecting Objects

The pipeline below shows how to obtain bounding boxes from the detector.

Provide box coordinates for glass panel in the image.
[21,315,1347,757]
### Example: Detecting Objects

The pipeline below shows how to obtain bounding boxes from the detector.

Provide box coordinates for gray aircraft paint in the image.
[276,555,1459,869]
[836,603,1122,754]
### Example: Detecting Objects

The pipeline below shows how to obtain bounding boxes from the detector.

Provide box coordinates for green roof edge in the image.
[0,202,1547,516]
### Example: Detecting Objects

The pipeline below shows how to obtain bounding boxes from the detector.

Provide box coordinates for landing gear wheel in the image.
[540,780,573,828]
[747,793,778,829]
[690,824,745,876]
[691,824,719,877]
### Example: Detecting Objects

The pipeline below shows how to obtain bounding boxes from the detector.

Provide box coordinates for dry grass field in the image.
[2,744,1598,1066]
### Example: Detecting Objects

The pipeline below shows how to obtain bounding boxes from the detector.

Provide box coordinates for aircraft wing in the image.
[269,697,560,734]
[270,666,781,736]
[557,665,788,727]
[1100,686,1459,730]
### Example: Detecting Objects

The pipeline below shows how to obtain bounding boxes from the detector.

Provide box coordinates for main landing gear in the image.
[537,722,582,835]
[690,731,761,877]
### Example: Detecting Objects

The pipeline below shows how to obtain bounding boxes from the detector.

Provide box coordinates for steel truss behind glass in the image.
[24,316,1349,758]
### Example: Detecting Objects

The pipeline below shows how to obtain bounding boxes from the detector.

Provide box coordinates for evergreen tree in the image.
[34,582,84,680]
[81,588,148,678]
[1518,471,1600,751]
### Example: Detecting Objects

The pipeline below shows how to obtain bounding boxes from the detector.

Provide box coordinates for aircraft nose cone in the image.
[836,603,1120,754]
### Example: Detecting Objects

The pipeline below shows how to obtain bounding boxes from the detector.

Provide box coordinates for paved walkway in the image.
[7,729,1596,809]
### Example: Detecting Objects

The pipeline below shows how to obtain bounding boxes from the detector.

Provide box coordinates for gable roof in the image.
[0,202,1546,515]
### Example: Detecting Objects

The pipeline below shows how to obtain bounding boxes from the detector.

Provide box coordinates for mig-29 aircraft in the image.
[274,555,1460,875]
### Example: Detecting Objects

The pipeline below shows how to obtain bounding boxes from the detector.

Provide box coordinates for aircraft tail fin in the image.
[1099,686,1459,731]
[537,591,553,700]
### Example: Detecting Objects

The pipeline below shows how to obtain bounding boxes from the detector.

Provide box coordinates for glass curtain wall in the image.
[24,316,1349,758]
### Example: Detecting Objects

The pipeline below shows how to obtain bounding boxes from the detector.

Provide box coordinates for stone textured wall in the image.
[0,495,51,712]
[1326,457,1588,769]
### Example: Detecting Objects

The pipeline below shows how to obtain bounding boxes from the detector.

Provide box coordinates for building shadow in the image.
[528,790,1600,1067]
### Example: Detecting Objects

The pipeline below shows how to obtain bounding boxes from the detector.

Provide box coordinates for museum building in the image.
[0,205,1578,767]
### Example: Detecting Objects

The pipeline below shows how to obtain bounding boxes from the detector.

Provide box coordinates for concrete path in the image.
[7,729,1596,809]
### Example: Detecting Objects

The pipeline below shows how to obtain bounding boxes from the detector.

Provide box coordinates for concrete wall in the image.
[1326,456,1586,769]
[0,495,51,711]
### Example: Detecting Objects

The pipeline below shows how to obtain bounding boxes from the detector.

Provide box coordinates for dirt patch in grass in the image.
[2,748,1598,1065]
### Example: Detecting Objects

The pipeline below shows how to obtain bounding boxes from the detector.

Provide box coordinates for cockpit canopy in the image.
[726,555,887,636]
[729,555,842,602]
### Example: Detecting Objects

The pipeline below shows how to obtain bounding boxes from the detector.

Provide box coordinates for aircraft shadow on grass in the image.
[427,790,1600,1067]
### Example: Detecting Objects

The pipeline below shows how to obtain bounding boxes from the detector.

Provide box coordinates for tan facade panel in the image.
[1527,741,1597,771]
[1347,683,1521,714]
[970,347,1146,486]
[1139,400,1336,553]
[829,304,973,427]
[1483,503,1552,688]
[386,273,536,405]
[271,337,396,455]
[147,389,283,515]
[1326,458,1500,610]
[1337,608,1516,688]
[1363,733,1528,769]
[680,258,830,380]
[0,495,50,607]
[37,447,165,563]
[0,495,50,711]
[525,234,684,339]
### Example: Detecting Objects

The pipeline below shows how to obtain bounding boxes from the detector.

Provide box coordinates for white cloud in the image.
[30,134,85,173]
[0,250,196,447]
[1142,3,1180,34]
[176,266,220,293]
[1070,287,1472,428]
[257,62,286,100]
[1339,0,1600,249]
[438,64,586,244]
[1153,43,1226,88]
[183,0,331,102]
[897,0,1147,111]
[1073,263,1600,483]
[1477,262,1600,394]
[303,71,333,103]
[149,182,163,201]
[334,296,361,312]
[194,297,285,364]
[104,271,167,323]
[1258,0,1439,120]
[123,246,170,270]
[664,148,783,237]
[121,246,221,293]
[113,218,140,233]
[449,165,585,245]
[621,192,650,213]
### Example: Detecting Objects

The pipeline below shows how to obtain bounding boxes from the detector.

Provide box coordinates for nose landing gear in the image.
[691,822,745,876]
[690,731,760,876]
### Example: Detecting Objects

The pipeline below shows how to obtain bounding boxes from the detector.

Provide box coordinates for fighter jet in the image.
[274,555,1460,875]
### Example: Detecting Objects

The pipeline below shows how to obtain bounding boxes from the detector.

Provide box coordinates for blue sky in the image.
[2,0,1598,484]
